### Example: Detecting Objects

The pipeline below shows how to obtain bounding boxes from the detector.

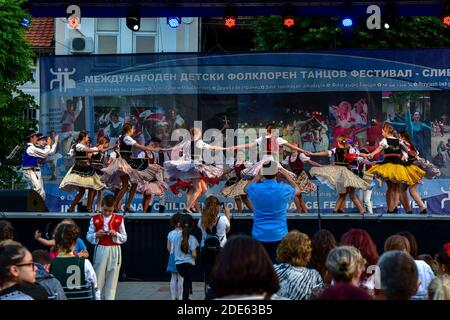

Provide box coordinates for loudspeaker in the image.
[0,189,48,212]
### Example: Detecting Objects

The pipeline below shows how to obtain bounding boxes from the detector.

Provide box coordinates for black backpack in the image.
[203,218,221,252]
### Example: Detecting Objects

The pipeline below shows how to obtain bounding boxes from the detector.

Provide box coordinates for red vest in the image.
[93,214,123,246]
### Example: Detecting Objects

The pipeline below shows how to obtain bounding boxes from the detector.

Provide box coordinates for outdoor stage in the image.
[3,212,449,281]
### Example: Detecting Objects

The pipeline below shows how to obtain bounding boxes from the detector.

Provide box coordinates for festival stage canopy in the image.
[26,0,444,18]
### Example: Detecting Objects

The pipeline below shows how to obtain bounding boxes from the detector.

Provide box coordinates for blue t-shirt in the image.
[172,232,199,265]
[74,238,87,254]
[246,179,296,242]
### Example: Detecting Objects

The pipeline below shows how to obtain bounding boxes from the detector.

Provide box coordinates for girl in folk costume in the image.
[398,130,437,214]
[237,123,302,180]
[165,127,231,213]
[219,150,254,213]
[366,123,425,213]
[59,131,105,213]
[281,142,320,213]
[90,137,112,213]
[101,123,159,213]
[308,135,370,214]
[136,141,169,213]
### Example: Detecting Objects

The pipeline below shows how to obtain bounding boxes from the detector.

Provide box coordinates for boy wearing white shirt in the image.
[87,195,127,300]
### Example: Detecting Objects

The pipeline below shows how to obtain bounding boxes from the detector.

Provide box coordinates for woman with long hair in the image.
[220,150,253,213]
[198,196,231,295]
[172,214,198,301]
[59,131,106,212]
[101,123,159,212]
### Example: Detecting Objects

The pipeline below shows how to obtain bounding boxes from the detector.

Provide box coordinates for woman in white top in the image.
[101,123,159,212]
[197,196,231,294]
[59,131,106,212]
[164,127,232,213]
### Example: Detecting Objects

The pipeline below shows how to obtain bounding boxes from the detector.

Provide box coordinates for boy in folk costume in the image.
[22,129,59,200]
[86,195,127,300]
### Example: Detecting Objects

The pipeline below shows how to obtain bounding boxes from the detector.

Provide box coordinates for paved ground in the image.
[116,282,205,300]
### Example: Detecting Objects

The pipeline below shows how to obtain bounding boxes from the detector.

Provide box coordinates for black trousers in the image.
[176,263,194,301]
[260,240,281,264]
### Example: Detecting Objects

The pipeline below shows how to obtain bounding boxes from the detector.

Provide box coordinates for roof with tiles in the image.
[25,17,54,48]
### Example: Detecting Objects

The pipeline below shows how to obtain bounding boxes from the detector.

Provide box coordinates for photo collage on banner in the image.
[38,51,450,213]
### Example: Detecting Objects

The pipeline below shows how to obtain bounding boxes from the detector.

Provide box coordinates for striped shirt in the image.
[274,263,324,300]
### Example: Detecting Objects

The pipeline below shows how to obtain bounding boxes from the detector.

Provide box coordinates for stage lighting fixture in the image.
[126,7,140,31]
[442,4,450,27]
[282,4,296,29]
[341,17,353,27]
[340,1,354,28]
[21,17,31,28]
[167,16,181,28]
[383,3,398,29]
[223,6,237,29]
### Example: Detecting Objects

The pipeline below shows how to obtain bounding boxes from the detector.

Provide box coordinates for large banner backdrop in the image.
[40,50,450,213]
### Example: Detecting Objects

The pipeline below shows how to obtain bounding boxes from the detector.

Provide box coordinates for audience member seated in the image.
[317,283,372,300]
[384,235,434,299]
[50,224,100,299]
[210,235,286,300]
[274,230,324,300]
[0,240,48,300]
[309,229,337,284]
[378,251,418,300]
[428,275,450,300]
[340,229,379,292]
[313,246,369,299]
[418,254,440,275]
[32,249,66,300]
[435,243,450,276]
[0,220,14,241]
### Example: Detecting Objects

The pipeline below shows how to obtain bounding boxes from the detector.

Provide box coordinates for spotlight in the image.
[442,4,450,27]
[167,16,181,28]
[282,4,296,30]
[126,7,140,31]
[21,17,31,28]
[341,17,353,27]
[340,1,354,28]
[223,6,237,29]
[383,3,398,29]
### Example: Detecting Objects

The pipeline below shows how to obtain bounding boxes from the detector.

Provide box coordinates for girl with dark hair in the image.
[165,127,230,213]
[172,214,198,300]
[136,141,169,213]
[308,135,370,213]
[398,130,438,214]
[166,212,183,300]
[198,196,231,295]
[0,240,48,300]
[50,224,99,299]
[219,150,254,213]
[309,229,337,283]
[59,131,106,212]
[367,123,425,213]
[282,142,320,213]
[101,123,159,212]
[210,235,283,300]
[90,136,112,213]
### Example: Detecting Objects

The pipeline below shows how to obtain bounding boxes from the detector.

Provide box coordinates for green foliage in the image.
[253,16,450,51]
[0,0,38,189]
